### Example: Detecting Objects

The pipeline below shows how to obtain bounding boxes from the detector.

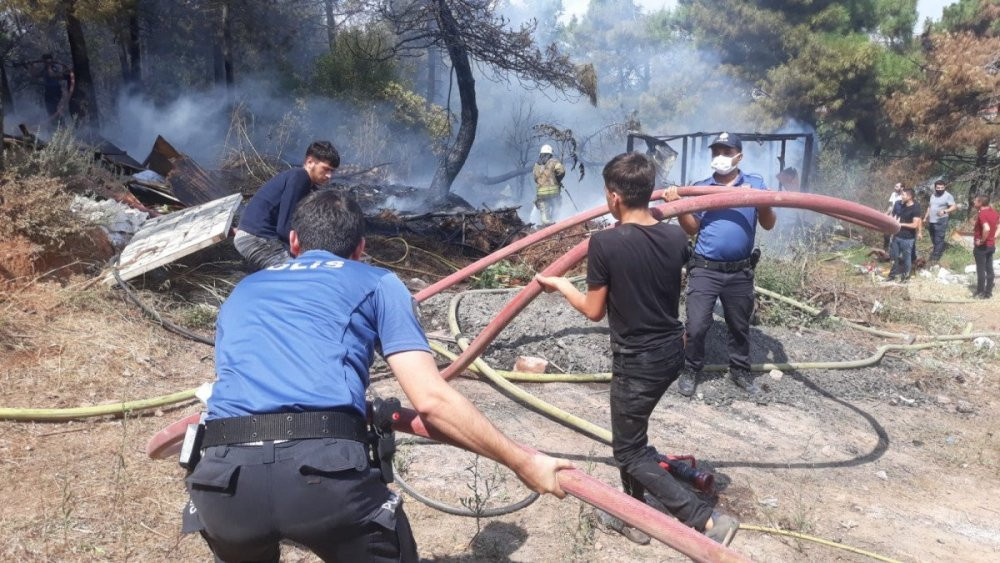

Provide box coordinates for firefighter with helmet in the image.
[533,144,565,226]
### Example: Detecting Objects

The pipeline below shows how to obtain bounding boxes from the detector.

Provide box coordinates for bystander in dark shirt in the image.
[896,203,922,239]
[238,168,315,247]
[587,222,691,351]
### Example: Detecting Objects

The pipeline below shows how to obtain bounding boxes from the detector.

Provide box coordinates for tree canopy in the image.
[0,0,996,201]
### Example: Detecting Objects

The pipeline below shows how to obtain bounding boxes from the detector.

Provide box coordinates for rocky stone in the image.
[514,356,548,374]
[875,470,888,481]
[956,401,975,414]
[759,497,779,508]
[768,369,784,381]
[407,277,429,290]
[973,337,995,350]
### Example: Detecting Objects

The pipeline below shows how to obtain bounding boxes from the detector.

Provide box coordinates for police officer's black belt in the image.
[688,255,752,273]
[202,411,368,447]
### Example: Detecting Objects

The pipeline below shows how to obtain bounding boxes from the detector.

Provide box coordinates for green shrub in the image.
[755,256,809,297]
[313,27,399,101]
[939,243,973,272]
[5,126,94,179]
[471,260,534,289]
[176,303,219,330]
[0,175,90,251]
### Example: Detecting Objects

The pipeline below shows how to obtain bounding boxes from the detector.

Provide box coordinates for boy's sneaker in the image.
[705,511,740,546]
[730,369,761,396]
[676,369,697,397]
[594,509,651,545]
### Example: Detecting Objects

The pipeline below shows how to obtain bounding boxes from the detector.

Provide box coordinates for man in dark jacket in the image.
[234,141,339,270]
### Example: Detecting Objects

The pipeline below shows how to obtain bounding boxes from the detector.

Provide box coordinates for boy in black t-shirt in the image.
[887,187,923,282]
[536,153,739,547]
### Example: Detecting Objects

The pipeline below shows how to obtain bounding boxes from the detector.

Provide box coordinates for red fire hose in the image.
[146,188,898,562]
[146,408,749,563]
[416,187,891,303]
[440,190,899,380]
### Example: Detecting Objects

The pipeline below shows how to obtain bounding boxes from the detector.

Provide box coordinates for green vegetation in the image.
[471,260,535,289]
[312,27,400,102]
[939,244,975,273]
[4,127,94,180]
[2,0,997,201]
[175,303,219,331]
[0,175,90,251]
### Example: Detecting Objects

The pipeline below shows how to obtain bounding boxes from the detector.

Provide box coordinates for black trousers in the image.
[610,340,713,530]
[684,266,754,373]
[186,438,417,562]
[928,219,949,261]
[974,245,995,296]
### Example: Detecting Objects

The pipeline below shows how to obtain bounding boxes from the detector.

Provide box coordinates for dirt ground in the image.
[1,259,999,562]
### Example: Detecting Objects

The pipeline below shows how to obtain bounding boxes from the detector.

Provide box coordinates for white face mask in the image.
[711,154,739,175]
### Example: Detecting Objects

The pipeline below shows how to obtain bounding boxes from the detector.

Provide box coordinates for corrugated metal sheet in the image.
[142,136,235,206]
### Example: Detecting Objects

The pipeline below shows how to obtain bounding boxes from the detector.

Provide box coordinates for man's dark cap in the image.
[709,132,742,151]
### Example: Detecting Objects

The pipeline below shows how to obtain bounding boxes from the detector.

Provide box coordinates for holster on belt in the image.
[369,397,401,483]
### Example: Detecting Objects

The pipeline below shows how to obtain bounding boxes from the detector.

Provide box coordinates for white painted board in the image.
[104,193,241,285]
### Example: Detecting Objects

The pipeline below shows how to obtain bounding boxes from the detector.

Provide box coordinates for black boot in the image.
[676,368,698,397]
[730,369,761,396]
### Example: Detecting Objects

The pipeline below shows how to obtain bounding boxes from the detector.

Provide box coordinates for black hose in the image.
[393,438,540,517]
[110,255,215,346]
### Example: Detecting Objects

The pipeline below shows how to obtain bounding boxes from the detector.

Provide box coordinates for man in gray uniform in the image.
[923,179,957,264]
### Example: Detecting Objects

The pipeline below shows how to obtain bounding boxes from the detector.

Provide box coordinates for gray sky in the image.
[561,0,956,25]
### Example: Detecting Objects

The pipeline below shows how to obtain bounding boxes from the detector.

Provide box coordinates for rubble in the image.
[349,183,528,254]
[918,265,973,285]
[70,196,148,249]
[142,136,236,206]
[104,193,241,285]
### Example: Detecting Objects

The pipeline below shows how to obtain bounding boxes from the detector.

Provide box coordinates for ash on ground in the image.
[422,290,936,411]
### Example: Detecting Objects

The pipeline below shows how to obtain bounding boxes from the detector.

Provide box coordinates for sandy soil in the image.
[1,267,999,562]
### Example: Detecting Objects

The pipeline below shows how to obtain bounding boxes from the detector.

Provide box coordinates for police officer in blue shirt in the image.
[186,190,572,562]
[665,133,776,398]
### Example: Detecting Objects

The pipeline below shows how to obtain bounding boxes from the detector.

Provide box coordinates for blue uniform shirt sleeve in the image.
[373,273,431,357]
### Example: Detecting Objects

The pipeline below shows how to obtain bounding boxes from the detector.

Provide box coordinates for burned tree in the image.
[116,2,142,91]
[64,0,99,127]
[370,0,596,198]
[887,32,1000,206]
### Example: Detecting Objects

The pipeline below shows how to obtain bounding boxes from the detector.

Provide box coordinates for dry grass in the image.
[0,277,216,561]
[0,176,92,253]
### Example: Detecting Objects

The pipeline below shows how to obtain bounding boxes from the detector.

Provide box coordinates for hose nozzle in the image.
[658,455,715,494]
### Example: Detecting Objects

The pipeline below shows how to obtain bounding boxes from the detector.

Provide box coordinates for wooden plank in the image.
[104,193,241,285]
